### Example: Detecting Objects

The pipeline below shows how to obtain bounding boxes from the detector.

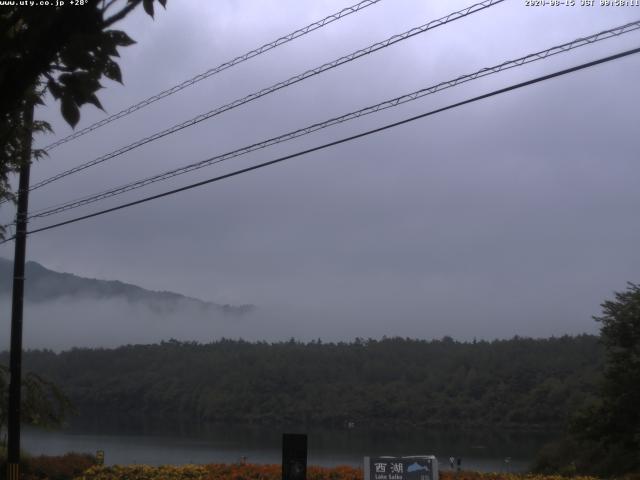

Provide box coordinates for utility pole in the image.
[6,98,34,480]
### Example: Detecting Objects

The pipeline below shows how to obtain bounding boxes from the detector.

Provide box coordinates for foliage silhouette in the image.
[0,0,168,207]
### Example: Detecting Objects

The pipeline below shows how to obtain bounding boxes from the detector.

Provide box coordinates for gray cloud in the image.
[2,0,639,348]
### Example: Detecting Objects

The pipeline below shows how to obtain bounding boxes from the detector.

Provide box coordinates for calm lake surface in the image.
[22,420,554,473]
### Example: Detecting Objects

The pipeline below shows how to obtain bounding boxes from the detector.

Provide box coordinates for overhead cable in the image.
[26,20,640,221]
[5,45,636,242]
[42,0,385,152]
[27,0,504,194]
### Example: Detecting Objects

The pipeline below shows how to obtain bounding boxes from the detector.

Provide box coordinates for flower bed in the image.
[0,452,97,480]
[74,464,600,480]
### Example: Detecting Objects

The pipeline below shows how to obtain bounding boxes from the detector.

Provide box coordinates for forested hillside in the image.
[1,336,602,429]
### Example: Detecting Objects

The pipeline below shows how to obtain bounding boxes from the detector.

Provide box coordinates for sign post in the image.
[364,456,438,480]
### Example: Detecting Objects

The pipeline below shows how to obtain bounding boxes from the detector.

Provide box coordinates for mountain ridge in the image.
[0,257,253,315]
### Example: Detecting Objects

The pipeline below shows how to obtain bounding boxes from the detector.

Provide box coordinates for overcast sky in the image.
[1,0,640,348]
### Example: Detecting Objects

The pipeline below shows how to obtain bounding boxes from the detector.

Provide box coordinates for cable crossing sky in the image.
[41,0,385,152]
[24,20,640,222]
[26,0,504,195]
[3,45,636,244]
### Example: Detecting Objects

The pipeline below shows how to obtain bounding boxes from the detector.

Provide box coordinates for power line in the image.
[7,45,637,242]
[26,0,504,194]
[41,0,384,152]
[25,20,640,221]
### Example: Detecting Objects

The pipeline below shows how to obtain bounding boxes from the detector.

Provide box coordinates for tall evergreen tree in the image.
[573,282,640,474]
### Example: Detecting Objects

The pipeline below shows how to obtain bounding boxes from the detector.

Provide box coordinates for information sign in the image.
[364,456,438,480]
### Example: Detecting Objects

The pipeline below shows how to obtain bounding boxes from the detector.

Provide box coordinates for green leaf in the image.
[60,40,96,71]
[98,33,120,57]
[32,148,50,161]
[158,0,167,7]
[60,96,80,128]
[33,120,53,134]
[58,72,74,86]
[103,58,122,83]
[59,71,103,100]
[108,30,136,47]
[47,79,63,99]
[86,93,104,111]
[143,0,154,18]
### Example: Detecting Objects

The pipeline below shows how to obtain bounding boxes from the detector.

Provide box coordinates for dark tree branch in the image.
[103,0,141,27]
[101,0,121,14]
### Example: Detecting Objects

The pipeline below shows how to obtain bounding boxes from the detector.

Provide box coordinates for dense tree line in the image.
[0,335,602,430]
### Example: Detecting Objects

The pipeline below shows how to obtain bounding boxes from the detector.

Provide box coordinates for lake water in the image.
[22,421,553,473]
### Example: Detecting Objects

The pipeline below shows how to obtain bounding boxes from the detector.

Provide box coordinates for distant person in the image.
[449,457,455,469]
[457,458,461,472]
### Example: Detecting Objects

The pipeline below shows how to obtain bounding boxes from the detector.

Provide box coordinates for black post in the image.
[282,433,307,480]
[6,100,34,480]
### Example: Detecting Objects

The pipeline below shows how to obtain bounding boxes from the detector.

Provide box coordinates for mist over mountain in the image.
[0,257,602,351]
[0,258,255,350]
[0,257,253,315]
